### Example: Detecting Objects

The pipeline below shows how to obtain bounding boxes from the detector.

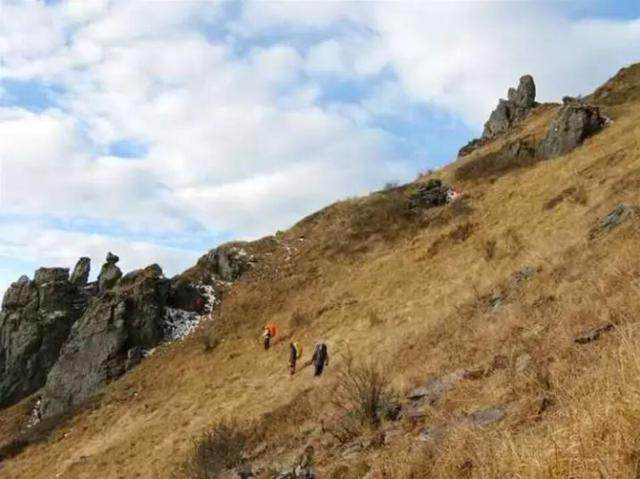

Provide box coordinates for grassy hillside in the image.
[2,63,640,479]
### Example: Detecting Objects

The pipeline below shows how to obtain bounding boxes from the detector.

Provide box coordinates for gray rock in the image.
[417,425,446,446]
[40,264,169,418]
[507,75,536,109]
[34,267,69,286]
[98,252,123,293]
[574,323,614,344]
[482,75,537,138]
[0,268,87,407]
[592,204,639,238]
[411,369,467,406]
[458,137,488,157]
[70,257,91,286]
[197,243,253,282]
[512,266,538,287]
[538,101,605,158]
[467,406,506,427]
[515,353,532,373]
[407,387,429,401]
[409,179,451,209]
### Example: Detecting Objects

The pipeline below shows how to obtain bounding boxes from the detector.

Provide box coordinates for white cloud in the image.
[0,0,639,288]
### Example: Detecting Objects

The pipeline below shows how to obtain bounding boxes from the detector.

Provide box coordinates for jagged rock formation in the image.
[458,75,537,157]
[482,74,537,139]
[40,264,170,419]
[98,252,123,293]
[70,257,91,286]
[0,266,88,407]
[538,98,606,158]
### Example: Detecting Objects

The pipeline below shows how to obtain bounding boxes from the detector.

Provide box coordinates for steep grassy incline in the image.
[1,64,640,479]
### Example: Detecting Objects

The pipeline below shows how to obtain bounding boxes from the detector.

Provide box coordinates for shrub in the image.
[346,190,415,243]
[179,419,248,478]
[329,353,397,443]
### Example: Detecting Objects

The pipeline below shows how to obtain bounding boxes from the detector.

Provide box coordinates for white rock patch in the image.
[162,284,218,342]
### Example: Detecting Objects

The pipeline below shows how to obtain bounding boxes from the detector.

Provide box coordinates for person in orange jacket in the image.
[262,323,277,350]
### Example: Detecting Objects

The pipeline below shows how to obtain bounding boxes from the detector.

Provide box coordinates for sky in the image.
[0,0,639,293]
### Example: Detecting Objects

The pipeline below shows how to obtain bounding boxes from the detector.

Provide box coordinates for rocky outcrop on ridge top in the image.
[40,264,170,419]
[0,260,90,407]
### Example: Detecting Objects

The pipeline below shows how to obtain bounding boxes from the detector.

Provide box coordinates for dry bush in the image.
[329,354,398,443]
[455,137,539,181]
[178,419,248,479]
[343,190,416,244]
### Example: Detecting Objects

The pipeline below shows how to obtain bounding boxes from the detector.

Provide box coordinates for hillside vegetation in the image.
[2,63,640,478]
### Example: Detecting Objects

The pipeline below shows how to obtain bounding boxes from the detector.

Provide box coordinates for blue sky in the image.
[0,1,639,293]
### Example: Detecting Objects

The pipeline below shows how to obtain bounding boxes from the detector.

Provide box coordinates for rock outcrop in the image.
[482,75,537,139]
[195,243,254,282]
[98,252,123,293]
[538,99,606,158]
[0,266,88,407]
[409,179,454,209]
[70,257,91,286]
[40,264,169,419]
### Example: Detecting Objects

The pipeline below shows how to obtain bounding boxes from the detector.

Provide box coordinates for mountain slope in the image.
[1,63,640,479]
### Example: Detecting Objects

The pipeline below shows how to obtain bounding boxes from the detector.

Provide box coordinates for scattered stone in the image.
[538,100,605,158]
[537,395,554,416]
[97,252,123,293]
[590,204,639,239]
[417,425,446,446]
[467,406,506,427]
[410,369,467,406]
[515,353,532,373]
[512,266,538,287]
[574,323,615,344]
[482,75,537,139]
[70,257,91,286]
[490,354,509,371]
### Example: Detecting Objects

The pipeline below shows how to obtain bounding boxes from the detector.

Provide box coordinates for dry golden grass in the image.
[1,64,640,478]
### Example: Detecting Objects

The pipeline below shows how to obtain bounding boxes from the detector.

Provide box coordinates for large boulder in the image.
[0,265,89,407]
[70,257,91,286]
[409,179,452,209]
[98,252,122,293]
[482,75,537,139]
[40,264,170,418]
[196,243,253,282]
[538,99,606,158]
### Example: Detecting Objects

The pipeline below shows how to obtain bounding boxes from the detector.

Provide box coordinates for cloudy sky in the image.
[0,0,639,292]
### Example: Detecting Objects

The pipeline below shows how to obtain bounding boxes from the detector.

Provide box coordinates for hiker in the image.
[262,323,277,350]
[289,341,303,375]
[311,342,329,377]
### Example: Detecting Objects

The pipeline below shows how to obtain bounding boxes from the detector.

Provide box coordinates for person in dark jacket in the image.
[311,342,329,377]
[289,342,302,375]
